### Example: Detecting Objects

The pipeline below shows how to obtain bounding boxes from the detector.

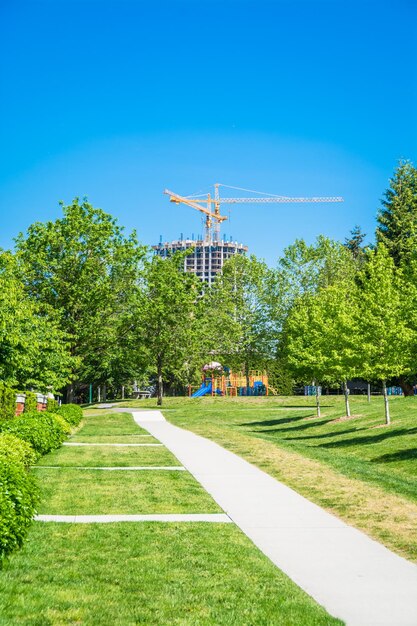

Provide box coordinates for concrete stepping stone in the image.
[35,513,232,523]
[36,466,185,471]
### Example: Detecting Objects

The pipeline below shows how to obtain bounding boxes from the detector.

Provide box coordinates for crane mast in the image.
[164,184,344,242]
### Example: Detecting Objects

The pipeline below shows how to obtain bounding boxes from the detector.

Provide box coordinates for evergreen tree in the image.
[376,160,417,267]
[344,225,367,260]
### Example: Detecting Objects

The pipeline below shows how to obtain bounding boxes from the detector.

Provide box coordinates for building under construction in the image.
[153,237,248,285]
[154,184,343,284]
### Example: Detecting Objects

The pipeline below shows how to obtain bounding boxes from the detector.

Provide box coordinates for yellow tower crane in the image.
[164,184,344,242]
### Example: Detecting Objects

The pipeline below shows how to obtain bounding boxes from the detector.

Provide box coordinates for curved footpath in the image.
[132,410,417,626]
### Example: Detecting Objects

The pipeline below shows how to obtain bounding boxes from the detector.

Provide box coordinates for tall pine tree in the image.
[376,160,417,267]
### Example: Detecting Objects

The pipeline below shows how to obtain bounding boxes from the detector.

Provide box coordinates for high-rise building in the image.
[152,237,248,285]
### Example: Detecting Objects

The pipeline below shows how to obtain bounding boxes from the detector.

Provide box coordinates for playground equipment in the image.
[189,362,268,398]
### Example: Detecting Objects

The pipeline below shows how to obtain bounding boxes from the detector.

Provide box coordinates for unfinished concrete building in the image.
[152,237,248,285]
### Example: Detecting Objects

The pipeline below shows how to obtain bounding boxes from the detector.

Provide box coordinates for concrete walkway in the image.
[35,513,232,523]
[132,410,417,626]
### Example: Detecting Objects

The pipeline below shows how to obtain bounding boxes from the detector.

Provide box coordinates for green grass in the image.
[116,396,417,560]
[70,433,159,443]
[0,523,342,626]
[34,468,221,515]
[37,445,179,467]
[74,412,146,438]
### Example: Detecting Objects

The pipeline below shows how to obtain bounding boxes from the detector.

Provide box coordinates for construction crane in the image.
[164,184,344,242]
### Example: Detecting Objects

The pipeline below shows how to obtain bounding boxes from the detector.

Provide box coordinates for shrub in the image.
[47,397,59,412]
[0,434,39,560]
[23,391,37,413]
[0,382,16,421]
[56,403,83,426]
[0,412,68,459]
[50,413,71,435]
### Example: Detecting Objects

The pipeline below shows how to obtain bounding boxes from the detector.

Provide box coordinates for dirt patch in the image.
[329,414,363,423]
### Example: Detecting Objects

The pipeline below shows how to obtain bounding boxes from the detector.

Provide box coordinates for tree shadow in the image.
[371,448,417,463]
[283,427,367,441]
[250,418,338,434]
[239,415,311,428]
[317,427,417,448]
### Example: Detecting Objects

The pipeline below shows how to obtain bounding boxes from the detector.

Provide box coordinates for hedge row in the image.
[1,412,69,459]
[56,403,83,426]
[0,403,81,560]
[0,434,39,560]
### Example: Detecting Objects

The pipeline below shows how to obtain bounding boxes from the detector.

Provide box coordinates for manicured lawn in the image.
[0,523,342,626]
[117,396,417,560]
[70,433,159,443]
[74,412,147,438]
[35,468,221,514]
[37,445,179,467]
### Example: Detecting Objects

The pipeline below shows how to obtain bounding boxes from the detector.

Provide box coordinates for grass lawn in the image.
[37,445,180,467]
[35,468,221,514]
[0,523,342,626]
[116,396,417,561]
[74,412,147,438]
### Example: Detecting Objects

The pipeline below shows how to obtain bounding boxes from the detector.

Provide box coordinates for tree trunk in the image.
[102,384,107,402]
[66,383,74,404]
[344,381,351,417]
[315,385,321,417]
[398,376,414,397]
[382,380,391,425]
[121,385,125,400]
[97,386,101,403]
[367,382,371,403]
[157,360,163,406]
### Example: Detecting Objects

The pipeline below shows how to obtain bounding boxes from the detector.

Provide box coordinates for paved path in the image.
[132,410,417,626]
[35,513,232,523]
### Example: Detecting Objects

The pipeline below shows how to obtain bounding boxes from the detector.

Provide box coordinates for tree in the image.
[344,225,367,261]
[356,246,412,424]
[209,255,277,387]
[284,277,359,417]
[134,251,200,406]
[376,160,417,267]
[15,199,146,400]
[0,251,74,391]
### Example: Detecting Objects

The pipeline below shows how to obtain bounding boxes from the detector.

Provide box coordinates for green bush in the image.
[56,403,83,426]
[50,413,71,435]
[0,412,68,459]
[0,434,39,560]
[47,397,59,412]
[23,392,37,413]
[0,382,16,421]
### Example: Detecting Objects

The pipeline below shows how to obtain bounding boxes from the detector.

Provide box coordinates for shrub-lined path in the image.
[133,409,417,626]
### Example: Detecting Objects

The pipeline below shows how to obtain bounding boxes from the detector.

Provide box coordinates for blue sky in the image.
[1,0,416,265]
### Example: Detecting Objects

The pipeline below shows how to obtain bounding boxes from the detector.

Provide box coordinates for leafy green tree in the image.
[209,255,277,387]
[356,246,412,424]
[0,251,73,391]
[134,252,200,406]
[376,160,417,266]
[284,276,358,417]
[15,199,146,400]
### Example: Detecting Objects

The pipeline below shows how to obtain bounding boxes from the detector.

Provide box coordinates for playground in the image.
[189,361,268,398]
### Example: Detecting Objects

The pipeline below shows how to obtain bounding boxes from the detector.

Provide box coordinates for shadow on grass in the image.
[282,427,367,441]
[371,448,417,463]
[318,427,417,448]
[249,418,339,435]
[239,415,310,428]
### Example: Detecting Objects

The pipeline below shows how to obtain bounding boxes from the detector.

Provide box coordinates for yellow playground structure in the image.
[189,362,269,398]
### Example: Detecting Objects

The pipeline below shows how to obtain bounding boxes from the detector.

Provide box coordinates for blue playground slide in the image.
[191,382,212,398]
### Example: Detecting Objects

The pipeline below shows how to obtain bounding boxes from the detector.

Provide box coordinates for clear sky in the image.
[1,0,416,265]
